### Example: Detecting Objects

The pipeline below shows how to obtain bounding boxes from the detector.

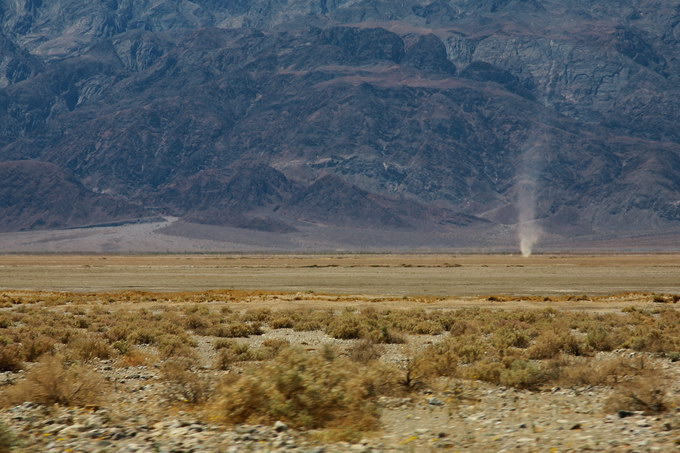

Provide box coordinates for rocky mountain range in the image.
[1,0,679,248]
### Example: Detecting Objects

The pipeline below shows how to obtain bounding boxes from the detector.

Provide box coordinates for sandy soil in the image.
[1,254,679,297]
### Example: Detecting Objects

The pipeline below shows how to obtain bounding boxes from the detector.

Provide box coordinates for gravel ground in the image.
[2,326,680,453]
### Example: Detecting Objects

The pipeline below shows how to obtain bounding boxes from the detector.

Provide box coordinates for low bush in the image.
[416,342,459,378]
[4,355,106,406]
[215,342,258,369]
[157,335,198,360]
[210,348,400,432]
[605,378,672,414]
[242,309,272,322]
[261,338,290,352]
[67,334,113,361]
[269,317,295,329]
[363,326,406,344]
[498,359,547,389]
[464,357,548,390]
[528,330,585,359]
[18,335,55,362]
[625,328,677,353]
[117,348,157,367]
[585,326,625,352]
[326,315,364,340]
[554,356,659,387]
[411,320,444,335]
[492,326,532,350]
[209,323,263,338]
[348,340,382,363]
[292,320,324,331]
[0,344,23,372]
[161,358,210,404]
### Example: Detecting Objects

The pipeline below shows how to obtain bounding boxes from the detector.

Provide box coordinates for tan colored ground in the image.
[2,255,680,452]
[1,254,679,297]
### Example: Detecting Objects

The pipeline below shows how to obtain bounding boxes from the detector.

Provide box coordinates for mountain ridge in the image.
[0,0,679,247]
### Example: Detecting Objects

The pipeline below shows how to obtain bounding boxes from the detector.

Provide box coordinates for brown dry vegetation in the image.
[0,289,679,439]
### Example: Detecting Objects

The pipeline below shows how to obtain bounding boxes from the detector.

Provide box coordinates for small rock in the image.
[570,423,582,430]
[618,410,634,418]
[427,397,444,406]
[274,420,289,432]
[235,425,257,434]
[59,424,87,436]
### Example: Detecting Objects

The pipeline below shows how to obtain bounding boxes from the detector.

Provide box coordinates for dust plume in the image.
[516,135,544,257]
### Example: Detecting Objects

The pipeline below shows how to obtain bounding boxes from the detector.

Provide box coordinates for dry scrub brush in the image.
[213,339,287,370]
[1,292,679,428]
[605,379,673,414]
[209,347,402,434]
[161,358,211,404]
[3,355,107,407]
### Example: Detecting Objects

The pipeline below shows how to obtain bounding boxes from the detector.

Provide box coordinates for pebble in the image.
[427,397,444,406]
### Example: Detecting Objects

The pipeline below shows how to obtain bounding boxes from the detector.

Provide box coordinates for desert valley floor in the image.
[0,254,679,452]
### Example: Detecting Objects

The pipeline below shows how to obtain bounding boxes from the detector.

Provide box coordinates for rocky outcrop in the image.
[0,161,148,232]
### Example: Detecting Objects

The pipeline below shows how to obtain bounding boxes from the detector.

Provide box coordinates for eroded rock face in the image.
[0,1,679,241]
[0,33,43,88]
[0,161,148,232]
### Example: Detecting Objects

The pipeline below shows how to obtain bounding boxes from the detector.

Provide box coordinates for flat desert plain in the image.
[1,253,680,297]
[1,254,680,453]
